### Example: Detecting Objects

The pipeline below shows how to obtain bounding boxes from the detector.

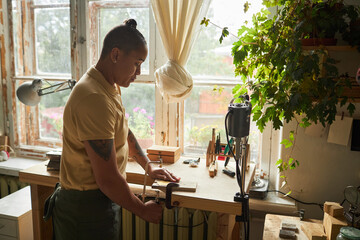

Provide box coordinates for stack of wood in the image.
[299,201,347,240]
[323,202,348,240]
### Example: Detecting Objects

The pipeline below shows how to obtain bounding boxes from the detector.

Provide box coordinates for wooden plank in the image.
[152,180,197,192]
[324,202,344,218]
[30,184,53,240]
[301,221,327,240]
[323,212,347,240]
[245,163,256,194]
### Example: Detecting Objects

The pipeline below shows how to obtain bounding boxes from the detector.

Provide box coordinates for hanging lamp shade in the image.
[16,79,43,106]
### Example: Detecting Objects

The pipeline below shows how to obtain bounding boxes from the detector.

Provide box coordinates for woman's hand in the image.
[141,200,163,223]
[148,166,180,182]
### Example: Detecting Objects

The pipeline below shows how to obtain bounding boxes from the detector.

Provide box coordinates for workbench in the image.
[19,157,296,240]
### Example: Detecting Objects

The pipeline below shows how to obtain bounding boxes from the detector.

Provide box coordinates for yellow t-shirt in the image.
[60,66,129,190]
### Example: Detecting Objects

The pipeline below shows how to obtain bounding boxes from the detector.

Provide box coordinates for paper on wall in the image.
[327,115,353,146]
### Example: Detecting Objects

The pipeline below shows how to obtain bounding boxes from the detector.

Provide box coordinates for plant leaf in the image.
[347,103,355,116]
[285,191,292,196]
[289,131,294,142]
[244,1,250,13]
[200,17,210,27]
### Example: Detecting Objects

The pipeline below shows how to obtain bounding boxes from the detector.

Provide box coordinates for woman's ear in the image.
[110,48,123,64]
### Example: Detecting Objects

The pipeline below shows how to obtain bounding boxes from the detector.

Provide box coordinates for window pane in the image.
[39,82,70,139]
[33,0,68,4]
[35,6,71,74]
[121,83,155,149]
[184,86,260,165]
[99,7,150,75]
[187,0,264,79]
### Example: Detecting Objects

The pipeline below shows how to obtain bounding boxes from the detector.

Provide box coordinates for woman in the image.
[53,19,180,240]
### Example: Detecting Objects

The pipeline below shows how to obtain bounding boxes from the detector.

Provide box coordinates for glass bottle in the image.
[336,227,360,240]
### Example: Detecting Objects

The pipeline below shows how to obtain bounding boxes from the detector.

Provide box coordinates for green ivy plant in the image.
[201,0,359,189]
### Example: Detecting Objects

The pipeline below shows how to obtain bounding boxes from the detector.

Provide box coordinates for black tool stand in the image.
[165,182,179,209]
[234,192,249,222]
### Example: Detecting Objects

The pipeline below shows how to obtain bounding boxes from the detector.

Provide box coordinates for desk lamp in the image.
[225,94,251,240]
[16,79,76,106]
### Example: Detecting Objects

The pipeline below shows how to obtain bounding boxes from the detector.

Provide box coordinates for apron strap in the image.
[43,182,61,222]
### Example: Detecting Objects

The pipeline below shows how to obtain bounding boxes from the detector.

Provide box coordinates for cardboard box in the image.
[146,145,181,163]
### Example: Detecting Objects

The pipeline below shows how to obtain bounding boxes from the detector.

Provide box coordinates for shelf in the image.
[302,45,358,51]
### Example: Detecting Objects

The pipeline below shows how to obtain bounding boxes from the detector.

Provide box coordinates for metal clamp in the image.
[165,182,179,209]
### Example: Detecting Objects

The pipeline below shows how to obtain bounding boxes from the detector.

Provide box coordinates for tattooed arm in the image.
[83,139,162,223]
[127,129,180,182]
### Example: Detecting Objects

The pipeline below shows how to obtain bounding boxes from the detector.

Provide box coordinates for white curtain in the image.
[151,0,211,103]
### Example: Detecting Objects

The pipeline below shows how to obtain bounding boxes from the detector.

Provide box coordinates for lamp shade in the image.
[16,79,43,106]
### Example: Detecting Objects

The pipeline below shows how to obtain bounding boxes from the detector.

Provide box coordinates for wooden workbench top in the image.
[19,157,261,215]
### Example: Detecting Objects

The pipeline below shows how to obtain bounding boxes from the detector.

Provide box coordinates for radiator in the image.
[0,175,27,198]
[120,206,218,240]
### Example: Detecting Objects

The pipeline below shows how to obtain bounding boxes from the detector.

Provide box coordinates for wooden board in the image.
[301,221,327,240]
[323,212,347,240]
[146,145,181,156]
[323,202,344,218]
[151,180,197,192]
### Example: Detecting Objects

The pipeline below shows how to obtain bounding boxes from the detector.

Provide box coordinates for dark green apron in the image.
[44,183,120,240]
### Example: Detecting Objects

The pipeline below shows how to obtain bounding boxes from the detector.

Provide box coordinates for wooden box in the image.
[146,145,181,163]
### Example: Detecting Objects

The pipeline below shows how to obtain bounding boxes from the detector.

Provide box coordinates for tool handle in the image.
[223,169,235,177]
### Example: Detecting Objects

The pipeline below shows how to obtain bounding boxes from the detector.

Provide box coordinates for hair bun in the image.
[124,19,137,29]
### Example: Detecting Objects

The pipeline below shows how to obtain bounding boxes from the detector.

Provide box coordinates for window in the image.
[12,0,71,148]
[88,1,152,76]
[185,0,267,172]
[12,0,156,149]
[88,0,156,148]
[9,0,271,175]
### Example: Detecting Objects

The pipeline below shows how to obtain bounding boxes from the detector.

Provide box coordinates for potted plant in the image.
[201,0,359,183]
[300,0,356,46]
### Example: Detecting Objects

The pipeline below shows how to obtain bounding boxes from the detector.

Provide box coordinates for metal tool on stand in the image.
[225,95,252,240]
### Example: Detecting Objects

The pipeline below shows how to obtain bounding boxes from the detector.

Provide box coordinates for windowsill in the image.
[0,157,45,177]
[250,192,297,215]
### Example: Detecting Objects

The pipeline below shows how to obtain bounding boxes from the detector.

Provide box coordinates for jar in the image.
[336,227,360,240]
